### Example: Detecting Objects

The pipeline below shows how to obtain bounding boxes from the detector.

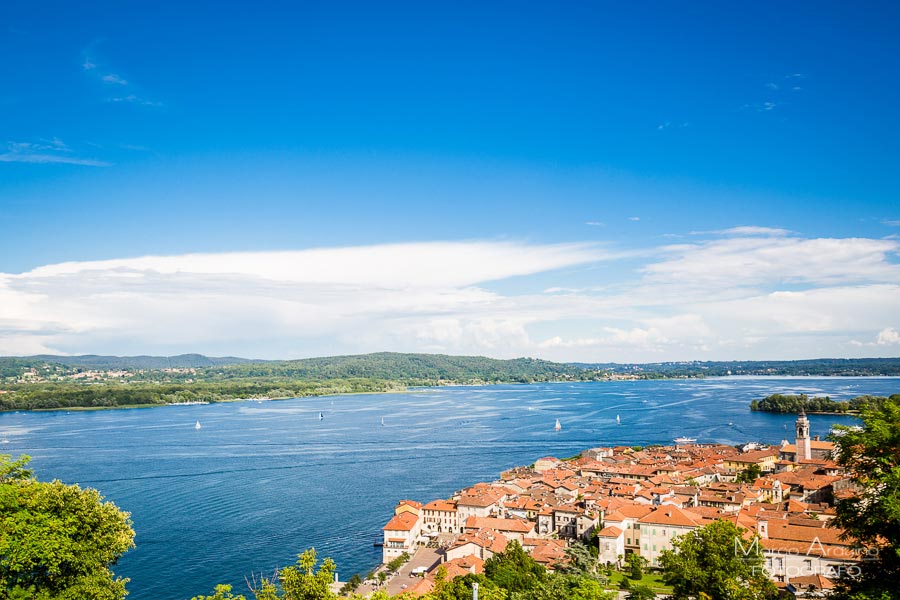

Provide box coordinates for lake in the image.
[1,377,896,600]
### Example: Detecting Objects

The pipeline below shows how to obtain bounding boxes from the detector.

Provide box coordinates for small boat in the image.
[554,418,562,432]
[381,416,385,426]
[319,412,324,420]
[674,436,696,444]
[616,414,621,425]
[195,421,201,430]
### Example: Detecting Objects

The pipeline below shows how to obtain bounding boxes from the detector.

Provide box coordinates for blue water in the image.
[1,377,896,600]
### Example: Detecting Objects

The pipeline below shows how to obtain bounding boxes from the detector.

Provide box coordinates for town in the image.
[379,412,852,598]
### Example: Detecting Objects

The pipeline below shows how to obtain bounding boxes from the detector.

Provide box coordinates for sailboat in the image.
[616,414,620,425]
[319,412,324,420]
[554,418,562,432]
[194,421,201,430]
[381,416,385,426]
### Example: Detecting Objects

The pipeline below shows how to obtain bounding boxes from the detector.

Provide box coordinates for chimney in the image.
[757,519,768,539]
[814,435,820,441]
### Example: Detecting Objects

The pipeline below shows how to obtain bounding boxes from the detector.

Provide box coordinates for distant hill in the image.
[4,353,262,371]
[206,352,592,383]
[0,352,593,384]
[572,357,900,377]
[0,352,595,411]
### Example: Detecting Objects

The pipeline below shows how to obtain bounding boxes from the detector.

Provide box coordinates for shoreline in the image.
[21,388,413,413]
[6,374,898,414]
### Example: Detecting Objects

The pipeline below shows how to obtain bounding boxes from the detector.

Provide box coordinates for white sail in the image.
[616,414,620,424]
[554,418,561,431]
[195,421,201,430]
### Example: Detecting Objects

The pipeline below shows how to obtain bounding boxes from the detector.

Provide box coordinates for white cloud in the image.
[0,242,605,357]
[714,226,793,237]
[81,43,160,108]
[0,140,110,166]
[101,73,128,85]
[877,327,900,346]
[2,232,899,362]
[644,236,900,287]
[628,216,640,221]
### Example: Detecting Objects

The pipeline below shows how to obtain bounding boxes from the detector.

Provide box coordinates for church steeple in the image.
[795,409,811,462]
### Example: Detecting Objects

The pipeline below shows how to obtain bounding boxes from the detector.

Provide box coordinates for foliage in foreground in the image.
[0,454,135,600]
[829,396,900,599]
[659,520,777,600]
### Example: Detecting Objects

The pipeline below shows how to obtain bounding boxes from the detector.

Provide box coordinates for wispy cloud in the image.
[882,219,900,227]
[691,226,793,237]
[81,42,161,108]
[107,94,162,107]
[657,121,690,131]
[741,101,778,112]
[101,73,128,85]
[628,216,640,221]
[585,221,605,227]
[0,139,110,166]
[2,232,897,361]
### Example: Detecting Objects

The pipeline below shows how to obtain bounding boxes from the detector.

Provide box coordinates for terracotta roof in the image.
[464,516,535,533]
[597,525,623,537]
[760,537,858,559]
[448,529,509,555]
[639,505,704,528]
[383,511,419,531]
[727,449,779,463]
[423,499,457,512]
[788,574,835,590]
[780,441,835,452]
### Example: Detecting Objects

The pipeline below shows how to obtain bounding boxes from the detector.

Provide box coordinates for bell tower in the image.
[795,409,811,462]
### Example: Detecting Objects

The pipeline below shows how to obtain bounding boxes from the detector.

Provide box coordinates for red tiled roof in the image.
[383,511,419,531]
[639,505,704,528]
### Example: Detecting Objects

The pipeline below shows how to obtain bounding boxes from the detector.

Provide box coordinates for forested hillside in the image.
[207,352,593,383]
[0,352,599,411]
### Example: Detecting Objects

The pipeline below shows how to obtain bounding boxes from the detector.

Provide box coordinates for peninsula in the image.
[368,412,861,597]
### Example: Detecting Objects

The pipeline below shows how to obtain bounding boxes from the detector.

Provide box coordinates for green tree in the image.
[625,583,656,600]
[533,574,613,600]
[829,396,900,599]
[191,584,247,600]
[277,549,337,600]
[659,520,776,600]
[427,571,505,600]
[0,455,135,600]
[625,553,647,580]
[483,540,547,594]
[560,541,600,576]
[736,463,762,483]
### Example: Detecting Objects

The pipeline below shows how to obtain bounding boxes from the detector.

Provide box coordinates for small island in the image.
[749,393,898,414]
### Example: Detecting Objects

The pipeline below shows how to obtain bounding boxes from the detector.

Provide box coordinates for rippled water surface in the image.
[2,377,897,600]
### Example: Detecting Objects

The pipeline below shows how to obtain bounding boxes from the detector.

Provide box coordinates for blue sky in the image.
[1,1,898,361]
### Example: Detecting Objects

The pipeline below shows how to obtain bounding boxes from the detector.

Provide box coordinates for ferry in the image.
[673,436,696,444]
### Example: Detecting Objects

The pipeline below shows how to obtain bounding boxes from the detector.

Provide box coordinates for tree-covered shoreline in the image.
[0,353,602,411]
[749,393,898,414]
